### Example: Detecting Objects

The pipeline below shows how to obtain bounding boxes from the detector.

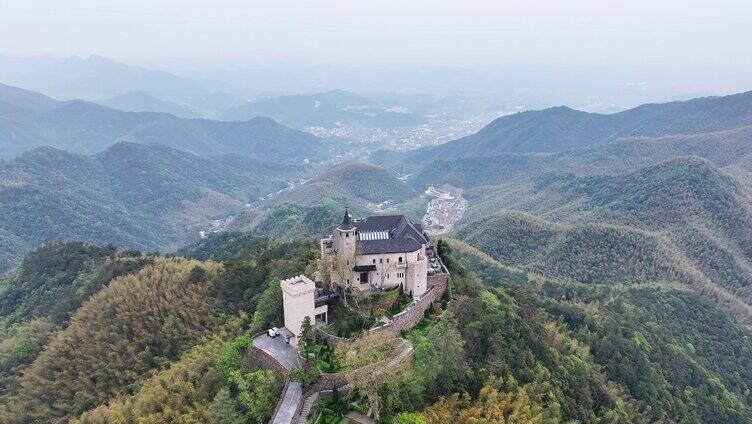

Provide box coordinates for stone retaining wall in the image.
[317,272,450,345]
[247,338,290,423]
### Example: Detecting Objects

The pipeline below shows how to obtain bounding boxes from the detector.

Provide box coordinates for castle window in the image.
[386,258,389,263]
[346,233,349,238]
[398,256,403,263]
[373,259,376,264]
[380,258,383,264]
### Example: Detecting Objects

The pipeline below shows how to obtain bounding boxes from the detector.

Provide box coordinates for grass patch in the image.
[401,318,435,345]
[335,333,400,372]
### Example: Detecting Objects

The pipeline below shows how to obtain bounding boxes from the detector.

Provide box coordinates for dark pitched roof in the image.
[353,215,428,245]
[358,238,422,255]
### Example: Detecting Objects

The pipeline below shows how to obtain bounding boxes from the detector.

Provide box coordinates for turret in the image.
[336,209,356,263]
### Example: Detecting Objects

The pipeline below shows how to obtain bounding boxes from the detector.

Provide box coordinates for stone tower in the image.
[336,210,356,262]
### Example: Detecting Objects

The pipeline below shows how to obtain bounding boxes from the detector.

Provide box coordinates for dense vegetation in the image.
[0,243,153,397]
[0,235,317,423]
[362,242,752,423]
[273,162,417,207]
[401,90,752,165]
[0,141,292,274]
[73,335,280,424]
[0,242,152,326]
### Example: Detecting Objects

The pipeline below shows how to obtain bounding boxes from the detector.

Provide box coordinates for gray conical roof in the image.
[339,209,355,230]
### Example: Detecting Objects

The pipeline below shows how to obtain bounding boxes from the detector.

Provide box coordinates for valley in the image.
[2,77,752,423]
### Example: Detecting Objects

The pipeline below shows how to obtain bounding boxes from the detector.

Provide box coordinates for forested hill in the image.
[404,90,752,163]
[456,158,752,326]
[0,142,289,274]
[272,161,417,207]
[0,82,327,161]
[1,214,751,423]
[0,238,316,423]
[409,123,752,190]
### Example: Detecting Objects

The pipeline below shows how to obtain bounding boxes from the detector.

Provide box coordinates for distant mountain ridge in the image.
[0,83,327,161]
[221,89,427,128]
[0,141,290,274]
[406,90,752,164]
[0,55,225,106]
[96,91,200,119]
[409,123,752,190]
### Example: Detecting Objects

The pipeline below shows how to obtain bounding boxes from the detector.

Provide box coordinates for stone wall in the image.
[247,337,290,422]
[317,272,450,345]
[371,272,450,337]
[248,342,289,379]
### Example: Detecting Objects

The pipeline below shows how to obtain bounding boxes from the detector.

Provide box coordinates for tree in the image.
[412,311,469,399]
[436,239,453,271]
[228,369,279,424]
[211,387,243,424]
[252,279,283,332]
[299,316,315,351]
[423,378,544,424]
[331,254,354,302]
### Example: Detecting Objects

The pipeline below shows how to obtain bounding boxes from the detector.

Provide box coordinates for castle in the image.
[320,211,429,299]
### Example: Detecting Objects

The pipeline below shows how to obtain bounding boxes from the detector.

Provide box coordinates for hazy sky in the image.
[2,0,752,69]
[2,1,752,108]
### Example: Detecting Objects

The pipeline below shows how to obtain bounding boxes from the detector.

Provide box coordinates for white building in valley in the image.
[320,212,429,299]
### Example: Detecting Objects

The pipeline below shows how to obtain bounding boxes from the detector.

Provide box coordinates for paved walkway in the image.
[252,334,302,424]
[252,333,300,370]
[346,411,376,424]
[274,382,302,424]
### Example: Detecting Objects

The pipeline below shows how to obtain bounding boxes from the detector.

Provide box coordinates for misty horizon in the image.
[2,1,752,111]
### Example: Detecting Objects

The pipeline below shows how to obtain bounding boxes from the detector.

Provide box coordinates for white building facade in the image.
[281,275,328,345]
[321,212,429,299]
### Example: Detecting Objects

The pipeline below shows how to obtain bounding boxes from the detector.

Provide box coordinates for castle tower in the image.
[336,209,356,262]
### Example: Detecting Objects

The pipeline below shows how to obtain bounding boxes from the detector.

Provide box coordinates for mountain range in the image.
[95,91,201,119]
[0,55,229,109]
[393,90,752,166]
[0,83,328,161]
[0,141,295,274]
[4,79,752,422]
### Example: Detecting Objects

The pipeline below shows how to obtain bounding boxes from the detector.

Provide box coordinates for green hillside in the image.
[404,90,752,164]
[272,161,418,208]
[455,158,752,326]
[0,142,289,274]
[0,237,316,423]
[409,124,752,191]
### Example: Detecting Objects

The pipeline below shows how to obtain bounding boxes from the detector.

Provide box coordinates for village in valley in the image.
[250,211,451,423]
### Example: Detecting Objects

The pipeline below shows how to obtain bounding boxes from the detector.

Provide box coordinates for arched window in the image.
[398,256,403,263]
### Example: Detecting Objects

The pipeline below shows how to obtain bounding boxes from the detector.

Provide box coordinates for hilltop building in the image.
[281,275,328,345]
[320,212,430,299]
